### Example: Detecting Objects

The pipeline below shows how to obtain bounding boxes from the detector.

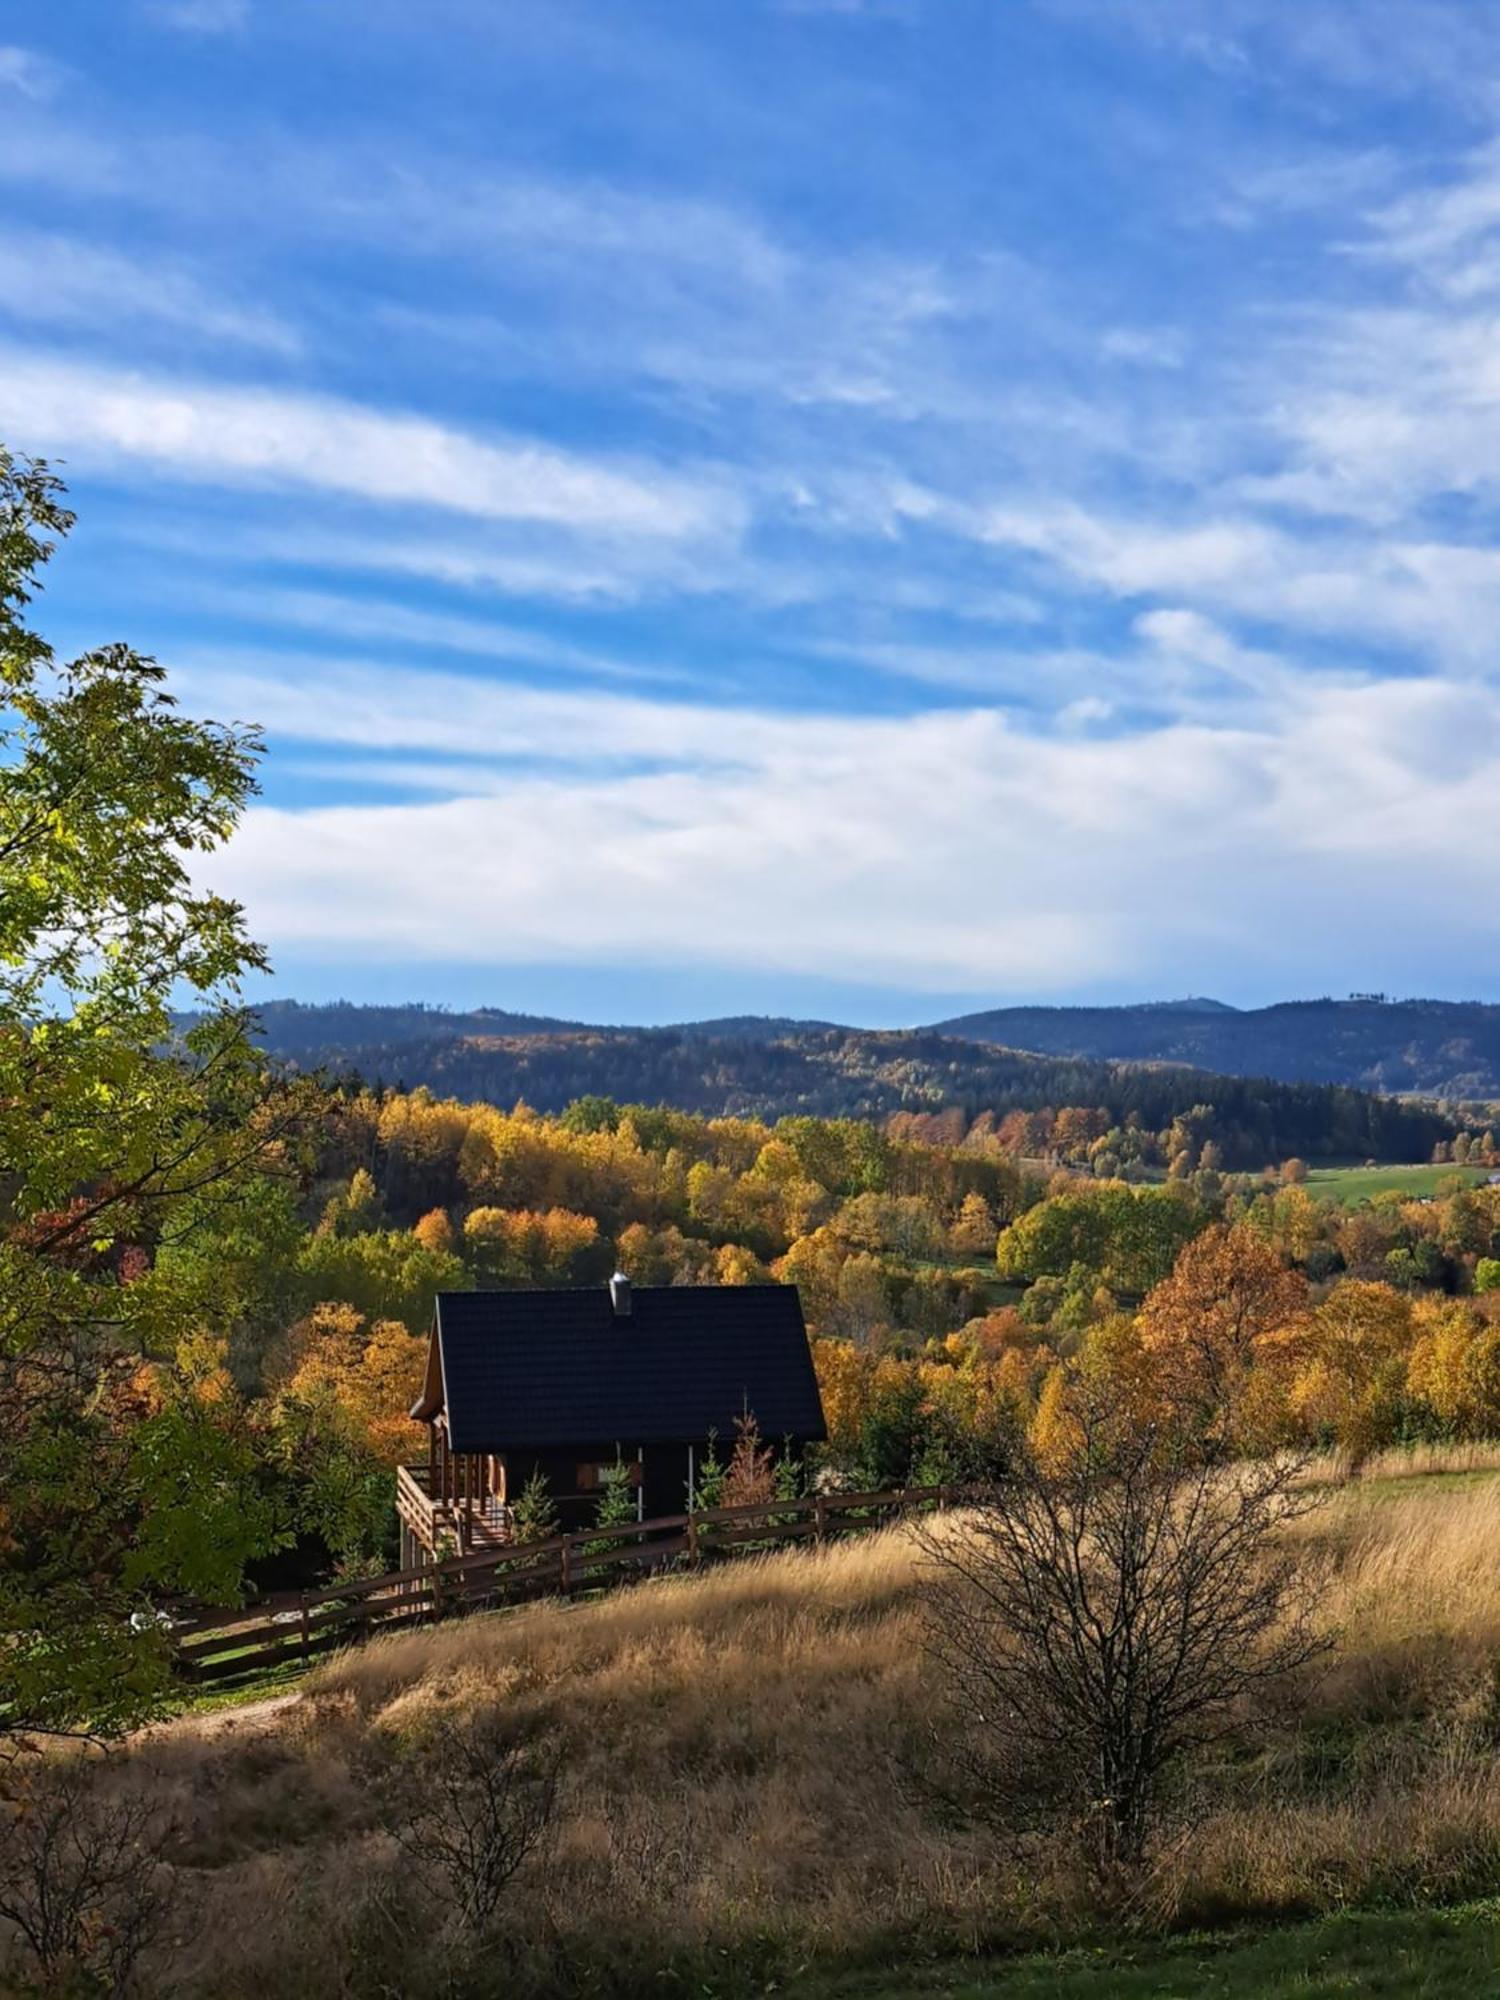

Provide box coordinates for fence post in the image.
[560,1535,573,1596]
[814,1493,827,1545]
[299,1593,311,1665]
[686,1511,699,1566]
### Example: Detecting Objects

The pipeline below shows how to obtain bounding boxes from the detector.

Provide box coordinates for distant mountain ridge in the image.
[928,998,1500,1099]
[216,1000,1466,1169]
[235,995,1500,1102]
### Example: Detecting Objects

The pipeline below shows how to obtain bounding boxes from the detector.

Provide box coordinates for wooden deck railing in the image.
[395,1462,443,1545]
[396,1462,511,1551]
[171,1483,965,1686]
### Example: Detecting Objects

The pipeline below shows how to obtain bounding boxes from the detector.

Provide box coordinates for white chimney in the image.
[609,1271,632,1318]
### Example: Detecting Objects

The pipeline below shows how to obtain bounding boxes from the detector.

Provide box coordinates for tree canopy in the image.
[0,451,298,1736]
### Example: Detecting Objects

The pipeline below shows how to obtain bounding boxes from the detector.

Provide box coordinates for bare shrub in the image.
[920,1379,1328,1880]
[380,1709,557,1938]
[0,1751,180,1998]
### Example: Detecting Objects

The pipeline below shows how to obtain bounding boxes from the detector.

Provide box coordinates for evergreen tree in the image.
[510,1469,560,1544]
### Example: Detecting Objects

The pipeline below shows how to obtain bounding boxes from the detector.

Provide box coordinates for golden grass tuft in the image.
[1355,1440,1500,1482]
[312,1524,926,1729]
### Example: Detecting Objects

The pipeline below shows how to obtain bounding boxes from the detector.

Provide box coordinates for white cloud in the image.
[0,351,737,542]
[966,494,1500,671]
[175,656,829,768]
[0,94,1054,437]
[1099,327,1186,368]
[196,659,1500,995]
[977,504,1282,598]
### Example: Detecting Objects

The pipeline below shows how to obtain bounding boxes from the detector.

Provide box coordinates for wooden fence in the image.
[172,1484,961,1686]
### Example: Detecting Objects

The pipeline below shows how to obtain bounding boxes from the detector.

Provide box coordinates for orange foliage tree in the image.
[280,1302,428,1465]
[1138,1224,1307,1445]
[1287,1281,1412,1462]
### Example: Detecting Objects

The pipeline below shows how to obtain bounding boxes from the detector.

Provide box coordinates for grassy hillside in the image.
[1305,1162,1496,1203]
[51,1450,1500,1998]
[816,1905,1500,1997]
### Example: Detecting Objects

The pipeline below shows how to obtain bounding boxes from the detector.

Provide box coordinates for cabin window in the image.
[576,1461,640,1492]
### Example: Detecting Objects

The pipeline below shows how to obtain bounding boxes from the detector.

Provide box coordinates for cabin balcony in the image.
[396,1462,512,1561]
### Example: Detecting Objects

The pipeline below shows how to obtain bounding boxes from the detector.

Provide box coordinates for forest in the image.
[236,1003,1458,1166]
[48,1074,1500,1597]
[933,995,1500,1097]
[239,991,1500,1104]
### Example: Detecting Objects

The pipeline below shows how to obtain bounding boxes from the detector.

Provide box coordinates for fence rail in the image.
[171,1483,964,1686]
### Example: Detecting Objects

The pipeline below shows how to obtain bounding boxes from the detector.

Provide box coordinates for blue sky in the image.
[6,0,1500,1023]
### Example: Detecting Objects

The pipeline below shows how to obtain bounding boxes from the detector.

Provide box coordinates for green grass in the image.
[806,1904,1500,1999]
[907,1261,1024,1309]
[1303,1163,1492,1205]
[1344,1467,1500,1504]
[167,1657,310,1717]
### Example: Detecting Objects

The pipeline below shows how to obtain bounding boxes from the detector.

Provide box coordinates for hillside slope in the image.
[95,1467,1500,1999]
[237,1009,1450,1167]
[237,996,1500,1101]
[930,997,1500,1098]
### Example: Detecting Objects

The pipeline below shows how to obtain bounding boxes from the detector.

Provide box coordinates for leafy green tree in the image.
[263,1390,393,1572]
[776,1115,889,1196]
[317,1166,384,1237]
[857,1368,930,1488]
[773,1441,804,1502]
[0,450,299,1736]
[997,1185,1202,1297]
[153,1173,305,1390]
[294,1226,466,1331]
[560,1094,621,1135]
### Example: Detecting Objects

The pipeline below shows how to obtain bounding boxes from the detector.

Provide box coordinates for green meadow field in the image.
[1303,1163,1494,1204]
[820,1904,1500,2000]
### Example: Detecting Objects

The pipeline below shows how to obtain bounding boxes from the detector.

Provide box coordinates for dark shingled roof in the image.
[429,1284,826,1454]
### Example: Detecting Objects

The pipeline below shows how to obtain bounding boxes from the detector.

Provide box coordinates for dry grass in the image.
[15,1457,1500,1997]
[1356,1439,1500,1481]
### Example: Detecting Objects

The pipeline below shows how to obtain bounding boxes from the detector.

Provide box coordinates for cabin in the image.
[396,1274,826,1563]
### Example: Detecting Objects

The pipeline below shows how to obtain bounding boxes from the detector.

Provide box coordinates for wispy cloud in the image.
[200,588,694,686]
[0,351,738,542]
[13,0,1500,1004]
[146,0,249,32]
[1045,0,1500,107]
[0,230,296,351]
[0,45,66,100]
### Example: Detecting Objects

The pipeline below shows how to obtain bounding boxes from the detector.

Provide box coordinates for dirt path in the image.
[137,1689,302,1744]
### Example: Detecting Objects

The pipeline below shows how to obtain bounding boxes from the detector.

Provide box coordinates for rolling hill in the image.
[928,997,1500,1098]
[231,1004,1455,1169]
